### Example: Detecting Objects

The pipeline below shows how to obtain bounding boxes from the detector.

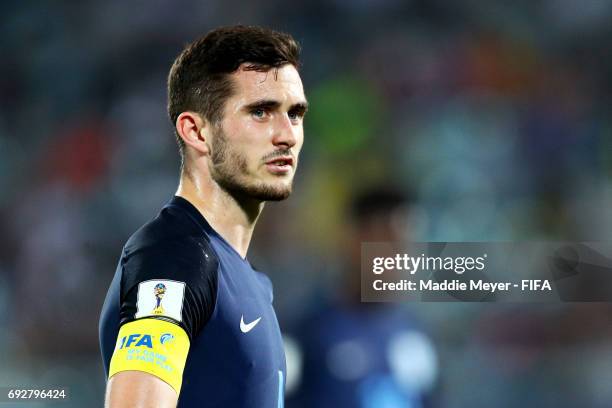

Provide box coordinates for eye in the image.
[288,110,305,123]
[251,108,269,120]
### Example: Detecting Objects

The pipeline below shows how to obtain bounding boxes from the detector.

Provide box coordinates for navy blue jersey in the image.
[99,196,286,407]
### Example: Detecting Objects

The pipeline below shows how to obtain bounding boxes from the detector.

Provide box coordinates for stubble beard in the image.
[209,126,294,201]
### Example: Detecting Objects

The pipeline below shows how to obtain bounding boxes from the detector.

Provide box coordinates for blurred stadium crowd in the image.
[1,0,612,407]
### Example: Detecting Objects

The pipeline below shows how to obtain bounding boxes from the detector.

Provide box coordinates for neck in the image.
[176,170,264,259]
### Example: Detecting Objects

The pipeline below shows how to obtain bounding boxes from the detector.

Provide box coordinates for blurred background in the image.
[1,0,612,407]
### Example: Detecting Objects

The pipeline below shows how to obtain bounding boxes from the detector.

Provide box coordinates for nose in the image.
[271,114,298,149]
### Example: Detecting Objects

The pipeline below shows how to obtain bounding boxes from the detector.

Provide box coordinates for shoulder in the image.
[116,206,221,338]
[123,203,212,258]
[120,206,219,289]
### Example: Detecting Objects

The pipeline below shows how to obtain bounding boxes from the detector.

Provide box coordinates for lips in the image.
[265,156,294,167]
[265,156,294,174]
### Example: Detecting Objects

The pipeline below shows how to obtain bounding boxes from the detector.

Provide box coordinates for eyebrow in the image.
[243,99,309,113]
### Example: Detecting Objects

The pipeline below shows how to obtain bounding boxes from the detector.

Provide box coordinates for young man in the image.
[99,25,307,408]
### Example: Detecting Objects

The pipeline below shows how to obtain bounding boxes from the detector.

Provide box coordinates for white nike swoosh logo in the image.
[240,315,262,333]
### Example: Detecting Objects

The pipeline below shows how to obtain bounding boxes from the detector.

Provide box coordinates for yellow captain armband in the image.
[109,319,190,394]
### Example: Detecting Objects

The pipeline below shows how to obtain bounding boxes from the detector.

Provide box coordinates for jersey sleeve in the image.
[108,236,218,394]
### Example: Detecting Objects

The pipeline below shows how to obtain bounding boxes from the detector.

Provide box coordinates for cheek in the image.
[226,117,272,145]
[222,124,262,167]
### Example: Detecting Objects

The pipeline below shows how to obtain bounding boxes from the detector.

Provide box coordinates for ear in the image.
[176,111,210,155]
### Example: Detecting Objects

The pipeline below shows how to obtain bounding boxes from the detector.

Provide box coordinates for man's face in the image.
[208,64,307,201]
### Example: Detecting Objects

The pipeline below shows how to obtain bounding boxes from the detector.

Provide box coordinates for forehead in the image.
[228,64,305,104]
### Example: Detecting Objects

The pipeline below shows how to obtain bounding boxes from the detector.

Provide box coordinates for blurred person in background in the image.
[288,187,438,408]
[99,25,308,408]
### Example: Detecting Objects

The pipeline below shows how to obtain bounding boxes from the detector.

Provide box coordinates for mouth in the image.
[265,156,294,174]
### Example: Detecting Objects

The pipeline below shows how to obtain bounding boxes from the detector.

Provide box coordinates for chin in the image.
[248,184,292,201]
[221,179,293,202]
[244,175,294,201]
